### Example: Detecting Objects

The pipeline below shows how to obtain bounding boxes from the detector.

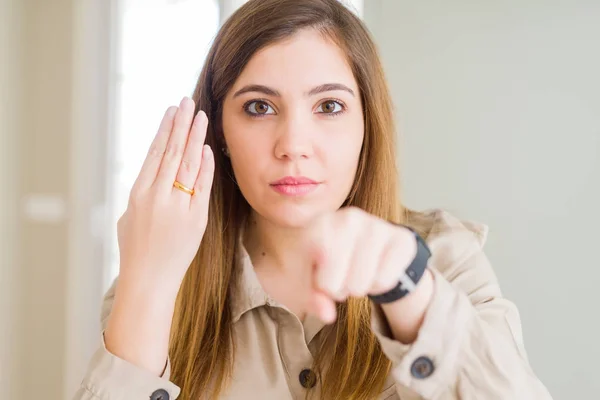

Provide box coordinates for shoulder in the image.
[406,208,488,243]
[404,208,491,274]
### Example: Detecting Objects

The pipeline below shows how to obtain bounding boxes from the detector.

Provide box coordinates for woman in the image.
[75,0,552,399]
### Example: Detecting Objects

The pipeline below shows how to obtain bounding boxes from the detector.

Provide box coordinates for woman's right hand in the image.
[117,96,214,291]
[105,96,214,376]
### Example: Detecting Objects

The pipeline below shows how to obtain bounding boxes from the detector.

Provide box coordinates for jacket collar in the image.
[230,239,274,323]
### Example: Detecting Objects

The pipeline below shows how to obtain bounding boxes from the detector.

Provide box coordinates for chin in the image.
[256,202,331,229]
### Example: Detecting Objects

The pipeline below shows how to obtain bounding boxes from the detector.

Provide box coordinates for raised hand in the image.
[105,96,214,376]
[117,96,215,290]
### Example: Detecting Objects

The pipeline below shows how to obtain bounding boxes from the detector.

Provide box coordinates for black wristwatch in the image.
[368,225,432,304]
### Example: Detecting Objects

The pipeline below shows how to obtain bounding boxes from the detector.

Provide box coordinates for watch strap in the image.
[368,225,431,304]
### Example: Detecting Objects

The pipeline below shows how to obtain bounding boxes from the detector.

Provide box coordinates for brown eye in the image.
[318,100,343,114]
[254,102,269,114]
[246,100,274,116]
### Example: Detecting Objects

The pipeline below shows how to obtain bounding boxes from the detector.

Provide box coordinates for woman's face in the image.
[222,29,364,228]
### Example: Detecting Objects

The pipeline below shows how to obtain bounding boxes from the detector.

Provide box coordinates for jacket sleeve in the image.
[371,211,553,400]
[72,278,181,400]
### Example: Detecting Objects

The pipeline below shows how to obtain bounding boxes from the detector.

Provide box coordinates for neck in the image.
[243,211,314,273]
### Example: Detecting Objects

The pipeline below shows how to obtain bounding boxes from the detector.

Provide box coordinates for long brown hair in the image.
[169,1,408,398]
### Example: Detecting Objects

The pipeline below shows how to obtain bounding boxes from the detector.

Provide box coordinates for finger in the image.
[190,145,215,211]
[309,244,343,303]
[373,228,417,293]
[314,220,357,298]
[344,225,387,297]
[308,291,337,324]
[132,106,178,193]
[155,97,196,191]
[172,110,208,200]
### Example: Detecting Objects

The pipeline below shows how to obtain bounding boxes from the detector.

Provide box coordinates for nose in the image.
[273,112,314,161]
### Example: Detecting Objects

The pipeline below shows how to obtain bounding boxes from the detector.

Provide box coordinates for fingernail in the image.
[203,145,212,158]
[180,96,189,107]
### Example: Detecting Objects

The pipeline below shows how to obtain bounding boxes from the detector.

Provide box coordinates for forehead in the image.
[233,28,358,94]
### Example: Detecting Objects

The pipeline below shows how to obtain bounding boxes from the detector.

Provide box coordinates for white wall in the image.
[0,0,22,397]
[366,1,600,398]
[1,0,94,398]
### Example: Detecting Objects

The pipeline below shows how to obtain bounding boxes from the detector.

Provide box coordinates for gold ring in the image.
[173,180,195,196]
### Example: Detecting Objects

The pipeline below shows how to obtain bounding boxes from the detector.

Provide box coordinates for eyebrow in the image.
[232,83,355,98]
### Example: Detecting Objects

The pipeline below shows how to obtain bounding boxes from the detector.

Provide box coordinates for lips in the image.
[269,176,321,196]
[270,176,319,185]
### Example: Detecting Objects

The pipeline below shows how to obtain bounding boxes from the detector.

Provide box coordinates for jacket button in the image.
[299,368,317,389]
[411,356,435,379]
[150,389,170,400]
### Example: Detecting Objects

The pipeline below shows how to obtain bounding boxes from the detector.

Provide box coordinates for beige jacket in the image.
[73,209,552,399]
